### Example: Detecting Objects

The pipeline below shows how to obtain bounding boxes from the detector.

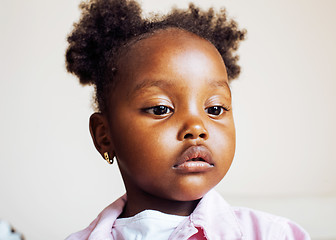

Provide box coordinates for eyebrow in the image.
[128,78,231,97]
[209,80,232,97]
[210,80,230,89]
[128,79,174,97]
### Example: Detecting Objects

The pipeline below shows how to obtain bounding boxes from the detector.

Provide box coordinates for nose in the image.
[177,117,209,141]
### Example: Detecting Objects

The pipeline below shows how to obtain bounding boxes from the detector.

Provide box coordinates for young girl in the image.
[65,0,310,239]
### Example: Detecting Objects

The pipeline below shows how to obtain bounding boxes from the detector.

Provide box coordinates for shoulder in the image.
[231,206,311,240]
[65,194,127,240]
[192,190,310,239]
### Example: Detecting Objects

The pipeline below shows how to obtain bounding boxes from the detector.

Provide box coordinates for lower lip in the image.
[173,161,214,173]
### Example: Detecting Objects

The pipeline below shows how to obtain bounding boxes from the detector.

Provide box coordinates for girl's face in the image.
[103,29,235,203]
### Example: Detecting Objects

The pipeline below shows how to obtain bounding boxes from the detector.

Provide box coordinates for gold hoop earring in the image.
[104,152,113,164]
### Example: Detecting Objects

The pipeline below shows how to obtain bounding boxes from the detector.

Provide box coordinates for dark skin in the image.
[89,28,236,218]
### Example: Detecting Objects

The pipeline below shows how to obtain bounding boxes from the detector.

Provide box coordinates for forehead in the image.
[121,29,224,66]
[114,28,228,92]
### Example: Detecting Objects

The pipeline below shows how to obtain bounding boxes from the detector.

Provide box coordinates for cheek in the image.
[209,121,236,162]
[111,115,177,173]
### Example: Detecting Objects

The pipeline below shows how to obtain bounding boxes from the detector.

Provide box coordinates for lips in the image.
[173,145,214,173]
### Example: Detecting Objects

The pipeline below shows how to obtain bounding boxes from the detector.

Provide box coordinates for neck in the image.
[119,189,200,218]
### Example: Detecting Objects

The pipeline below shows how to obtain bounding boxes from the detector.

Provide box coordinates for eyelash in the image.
[143,105,173,115]
[205,105,230,116]
[143,105,230,117]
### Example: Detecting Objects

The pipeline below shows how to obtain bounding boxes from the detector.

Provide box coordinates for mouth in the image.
[173,146,214,173]
[187,157,205,162]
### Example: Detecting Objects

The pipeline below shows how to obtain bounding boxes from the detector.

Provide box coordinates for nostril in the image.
[184,133,193,139]
[199,133,206,138]
[184,133,207,139]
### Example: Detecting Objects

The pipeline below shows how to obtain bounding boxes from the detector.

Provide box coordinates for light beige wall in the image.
[0,0,335,239]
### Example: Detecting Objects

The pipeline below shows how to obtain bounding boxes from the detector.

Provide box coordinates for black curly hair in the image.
[65,0,246,112]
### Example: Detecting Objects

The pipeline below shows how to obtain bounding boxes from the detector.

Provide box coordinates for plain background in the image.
[0,0,335,239]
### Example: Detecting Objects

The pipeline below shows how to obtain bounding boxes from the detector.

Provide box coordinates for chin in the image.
[166,187,212,202]
[166,176,220,202]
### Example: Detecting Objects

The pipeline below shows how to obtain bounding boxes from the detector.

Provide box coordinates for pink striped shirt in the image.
[65,190,310,240]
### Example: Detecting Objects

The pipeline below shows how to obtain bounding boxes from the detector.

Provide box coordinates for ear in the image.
[89,113,114,159]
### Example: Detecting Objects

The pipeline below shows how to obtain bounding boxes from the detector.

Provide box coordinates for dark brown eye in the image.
[206,106,225,116]
[145,105,172,115]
